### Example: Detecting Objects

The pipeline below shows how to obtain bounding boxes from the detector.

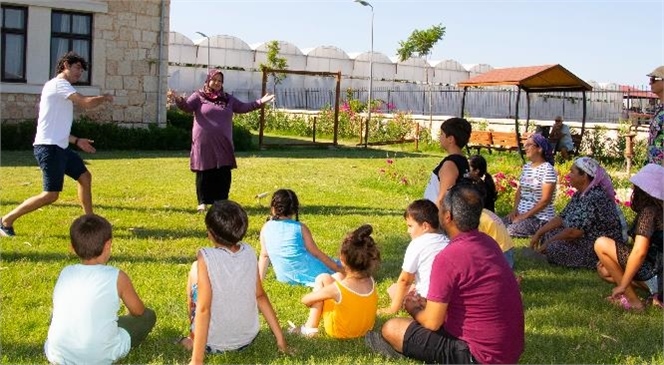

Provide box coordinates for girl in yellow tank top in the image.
[288,224,381,339]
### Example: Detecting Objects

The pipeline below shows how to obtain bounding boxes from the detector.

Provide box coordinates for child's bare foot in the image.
[174,336,193,350]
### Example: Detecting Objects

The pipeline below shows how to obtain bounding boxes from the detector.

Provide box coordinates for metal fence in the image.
[230,85,658,124]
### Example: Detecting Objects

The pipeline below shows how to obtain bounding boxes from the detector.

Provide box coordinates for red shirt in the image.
[428,229,524,364]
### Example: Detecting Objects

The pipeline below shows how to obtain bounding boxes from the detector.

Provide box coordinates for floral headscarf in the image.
[531,133,555,166]
[198,69,228,105]
[574,157,615,198]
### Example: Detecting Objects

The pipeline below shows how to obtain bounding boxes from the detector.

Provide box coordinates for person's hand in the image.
[403,293,426,314]
[277,341,294,355]
[612,285,627,299]
[260,93,275,104]
[76,138,96,153]
[529,235,540,249]
[166,89,184,104]
[506,210,518,222]
[511,212,524,223]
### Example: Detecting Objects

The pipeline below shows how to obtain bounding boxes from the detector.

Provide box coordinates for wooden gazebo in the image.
[457,64,593,161]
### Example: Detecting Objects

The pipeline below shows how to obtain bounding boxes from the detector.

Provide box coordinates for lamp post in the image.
[195,31,210,70]
[354,0,373,148]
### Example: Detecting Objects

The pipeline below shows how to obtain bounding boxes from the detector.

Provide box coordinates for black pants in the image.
[195,167,232,205]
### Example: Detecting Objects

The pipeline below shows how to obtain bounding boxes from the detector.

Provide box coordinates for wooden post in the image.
[258,69,268,149]
[312,116,317,143]
[625,130,636,174]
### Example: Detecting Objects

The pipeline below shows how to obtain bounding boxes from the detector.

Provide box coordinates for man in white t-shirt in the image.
[0,52,113,237]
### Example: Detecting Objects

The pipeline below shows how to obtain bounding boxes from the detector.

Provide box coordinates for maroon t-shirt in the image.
[428,230,524,364]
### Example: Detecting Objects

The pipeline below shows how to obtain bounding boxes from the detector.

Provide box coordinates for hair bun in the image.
[353,224,373,240]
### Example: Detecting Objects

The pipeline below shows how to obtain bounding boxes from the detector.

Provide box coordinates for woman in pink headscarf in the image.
[530,157,624,269]
[168,70,274,212]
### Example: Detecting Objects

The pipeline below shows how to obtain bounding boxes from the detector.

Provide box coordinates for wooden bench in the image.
[466,130,531,154]
[467,130,494,153]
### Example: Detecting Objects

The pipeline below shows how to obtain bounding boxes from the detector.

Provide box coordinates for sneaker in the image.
[287,320,318,337]
[0,219,15,237]
[196,204,206,214]
[364,331,404,359]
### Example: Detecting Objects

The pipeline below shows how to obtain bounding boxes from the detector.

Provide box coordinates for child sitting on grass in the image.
[468,154,498,212]
[459,176,516,269]
[178,201,287,363]
[379,199,449,315]
[289,224,380,339]
[45,214,156,365]
[259,189,342,286]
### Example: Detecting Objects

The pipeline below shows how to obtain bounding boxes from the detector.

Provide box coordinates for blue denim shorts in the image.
[33,145,87,192]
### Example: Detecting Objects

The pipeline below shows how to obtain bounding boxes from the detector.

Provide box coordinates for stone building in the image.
[0,0,170,126]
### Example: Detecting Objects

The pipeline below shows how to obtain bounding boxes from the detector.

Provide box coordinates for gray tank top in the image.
[200,243,259,351]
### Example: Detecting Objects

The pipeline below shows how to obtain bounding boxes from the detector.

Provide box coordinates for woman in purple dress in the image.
[168,70,274,212]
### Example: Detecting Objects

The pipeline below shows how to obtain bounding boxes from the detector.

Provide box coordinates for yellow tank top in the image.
[322,278,378,339]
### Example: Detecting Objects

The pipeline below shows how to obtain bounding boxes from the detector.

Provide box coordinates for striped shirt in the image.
[517,162,557,221]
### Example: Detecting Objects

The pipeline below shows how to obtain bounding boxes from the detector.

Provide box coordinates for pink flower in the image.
[566,188,575,197]
[509,180,518,188]
[624,201,632,207]
[495,172,506,179]
[401,177,408,185]
[386,159,394,165]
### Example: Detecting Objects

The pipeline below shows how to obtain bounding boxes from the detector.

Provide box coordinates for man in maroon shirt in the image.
[366,184,524,364]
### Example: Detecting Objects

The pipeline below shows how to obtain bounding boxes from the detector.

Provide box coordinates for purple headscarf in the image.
[198,69,227,104]
[531,133,555,166]
[574,157,615,199]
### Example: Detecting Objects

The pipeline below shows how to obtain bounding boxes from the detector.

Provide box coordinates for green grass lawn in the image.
[1,146,662,364]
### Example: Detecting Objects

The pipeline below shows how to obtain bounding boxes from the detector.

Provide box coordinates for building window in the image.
[51,11,92,85]
[1,5,27,82]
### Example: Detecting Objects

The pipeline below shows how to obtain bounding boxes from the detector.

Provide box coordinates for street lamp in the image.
[354,0,373,148]
[195,31,210,70]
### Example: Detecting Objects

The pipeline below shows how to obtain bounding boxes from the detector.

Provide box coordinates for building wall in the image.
[0,0,169,126]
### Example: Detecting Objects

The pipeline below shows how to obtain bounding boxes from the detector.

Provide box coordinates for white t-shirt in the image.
[517,162,557,221]
[402,232,450,296]
[45,264,131,365]
[34,77,77,149]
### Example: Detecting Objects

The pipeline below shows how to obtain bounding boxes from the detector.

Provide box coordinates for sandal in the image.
[649,293,664,309]
[287,320,318,337]
[606,295,644,312]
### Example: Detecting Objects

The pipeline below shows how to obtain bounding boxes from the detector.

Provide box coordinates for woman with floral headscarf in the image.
[595,164,664,311]
[503,133,557,237]
[530,157,623,269]
[168,70,274,212]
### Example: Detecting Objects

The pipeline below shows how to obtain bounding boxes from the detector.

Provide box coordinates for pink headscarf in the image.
[574,157,615,199]
[198,69,227,104]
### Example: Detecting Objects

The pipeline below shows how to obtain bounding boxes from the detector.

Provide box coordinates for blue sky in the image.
[170,0,663,87]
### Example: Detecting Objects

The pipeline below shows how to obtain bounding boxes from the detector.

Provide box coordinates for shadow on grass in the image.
[0,250,193,265]
[0,146,440,167]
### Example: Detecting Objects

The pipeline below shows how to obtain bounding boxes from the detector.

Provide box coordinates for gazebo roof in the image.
[619,85,658,99]
[457,64,592,92]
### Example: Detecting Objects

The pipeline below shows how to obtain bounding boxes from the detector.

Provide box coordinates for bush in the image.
[1,111,255,151]
[0,120,36,150]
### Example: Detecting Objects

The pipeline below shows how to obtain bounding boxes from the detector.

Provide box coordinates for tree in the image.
[396,24,446,130]
[260,40,288,103]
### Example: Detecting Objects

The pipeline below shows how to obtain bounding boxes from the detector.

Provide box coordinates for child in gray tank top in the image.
[176,201,289,363]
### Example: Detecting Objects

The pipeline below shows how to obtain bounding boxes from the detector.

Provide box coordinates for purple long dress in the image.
[176,92,261,171]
